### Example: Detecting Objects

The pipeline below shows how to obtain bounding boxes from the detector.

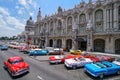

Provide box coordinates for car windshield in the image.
[12,59,24,64]
[95,62,112,68]
[117,59,120,62]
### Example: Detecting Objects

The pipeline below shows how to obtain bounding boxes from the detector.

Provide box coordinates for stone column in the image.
[87,31,93,51]
[114,3,118,29]
[53,39,57,48]
[62,38,65,48]
[86,20,93,51]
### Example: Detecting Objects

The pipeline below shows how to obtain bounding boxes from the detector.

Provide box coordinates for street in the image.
[0,48,120,80]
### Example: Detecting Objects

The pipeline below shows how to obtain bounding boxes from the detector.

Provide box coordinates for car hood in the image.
[65,58,76,64]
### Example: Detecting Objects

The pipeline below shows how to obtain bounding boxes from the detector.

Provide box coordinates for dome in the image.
[58,6,62,13]
[26,16,34,25]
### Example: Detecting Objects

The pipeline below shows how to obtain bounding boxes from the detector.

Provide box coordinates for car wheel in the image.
[99,74,104,78]
[117,70,120,75]
[3,65,7,70]
[72,66,76,69]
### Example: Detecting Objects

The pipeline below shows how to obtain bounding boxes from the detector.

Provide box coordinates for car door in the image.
[106,67,117,75]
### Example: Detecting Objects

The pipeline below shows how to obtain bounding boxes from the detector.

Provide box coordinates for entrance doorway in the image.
[94,39,105,52]
[49,39,53,47]
[115,38,120,54]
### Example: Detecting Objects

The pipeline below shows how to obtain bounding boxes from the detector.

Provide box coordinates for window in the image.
[95,9,103,32]
[79,14,86,24]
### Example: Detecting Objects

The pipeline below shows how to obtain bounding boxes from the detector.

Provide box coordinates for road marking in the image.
[37,75,44,80]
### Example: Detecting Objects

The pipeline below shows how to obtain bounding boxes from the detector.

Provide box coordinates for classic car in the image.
[64,58,93,69]
[1,45,8,50]
[82,53,100,62]
[4,56,29,77]
[70,49,82,55]
[84,61,120,78]
[95,55,115,62]
[49,54,82,64]
[29,49,48,56]
[46,47,64,55]
[113,59,120,66]
[19,45,28,52]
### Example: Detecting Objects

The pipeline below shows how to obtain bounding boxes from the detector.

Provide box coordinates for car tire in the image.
[117,70,120,75]
[3,65,7,70]
[99,74,104,78]
[72,66,76,69]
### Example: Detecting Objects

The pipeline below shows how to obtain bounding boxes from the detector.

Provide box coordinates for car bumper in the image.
[84,68,98,77]
[49,60,62,63]
[64,62,73,68]
[12,68,29,76]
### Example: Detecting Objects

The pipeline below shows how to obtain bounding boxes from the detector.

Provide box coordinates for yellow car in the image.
[70,49,82,55]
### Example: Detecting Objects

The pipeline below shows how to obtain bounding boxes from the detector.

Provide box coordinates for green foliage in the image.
[0,36,18,40]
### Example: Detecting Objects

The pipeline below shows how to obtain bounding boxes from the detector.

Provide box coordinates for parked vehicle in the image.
[29,49,48,56]
[82,53,100,62]
[70,49,82,55]
[46,47,64,55]
[19,45,28,52]
[4,56,29,77]
[95,55,115,62]
[113,59,120,66]
[49,54,82,64]
[1,45,8,50]
[64,58,93,69]
[84,61,120,78]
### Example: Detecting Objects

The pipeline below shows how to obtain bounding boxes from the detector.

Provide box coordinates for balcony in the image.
[94,28,120,35]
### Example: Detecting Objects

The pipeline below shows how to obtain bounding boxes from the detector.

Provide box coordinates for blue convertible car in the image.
[29,49,48,56]
[84,61,120,78]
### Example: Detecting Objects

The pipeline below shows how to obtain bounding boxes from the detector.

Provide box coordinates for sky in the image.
[0,0,96,37]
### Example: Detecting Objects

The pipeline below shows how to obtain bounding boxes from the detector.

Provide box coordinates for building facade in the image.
[31,0,120,54]
[24,17,35,44]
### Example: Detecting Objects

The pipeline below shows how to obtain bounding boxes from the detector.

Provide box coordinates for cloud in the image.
[0,7,25,37]
[18,0,27,8]
[29,12,33,16]
[0,7,9,16]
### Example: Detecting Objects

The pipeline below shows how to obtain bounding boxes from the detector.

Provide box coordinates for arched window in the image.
[57,20,62,35]
[95,10,103,22]
[50,21,53,34]
[67,17,72,34]
[67,17,72,26]
[95,9,103,32]
[79,14,86,24]
[78,14,86,33]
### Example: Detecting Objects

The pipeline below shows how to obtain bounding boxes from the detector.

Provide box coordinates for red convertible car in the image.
[82,53,100,62]
[49,54,83,64]
[95,55,115,62]
[4,56,29,77]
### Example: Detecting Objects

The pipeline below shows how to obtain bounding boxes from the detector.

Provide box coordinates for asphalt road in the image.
[0,48,120,80]
[0,48,84,80]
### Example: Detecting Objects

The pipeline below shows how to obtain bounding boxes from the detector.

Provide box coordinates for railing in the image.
[93,27,120,34]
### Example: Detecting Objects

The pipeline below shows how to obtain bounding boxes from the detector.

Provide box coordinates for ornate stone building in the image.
[31,0,120,54]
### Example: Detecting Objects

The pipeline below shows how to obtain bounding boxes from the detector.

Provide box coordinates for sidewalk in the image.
[85,51,120,58]
[29,51,120,61]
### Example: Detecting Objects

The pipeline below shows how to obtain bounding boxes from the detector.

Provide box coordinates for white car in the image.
[113,59,120,66]
[64,58,93,69]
